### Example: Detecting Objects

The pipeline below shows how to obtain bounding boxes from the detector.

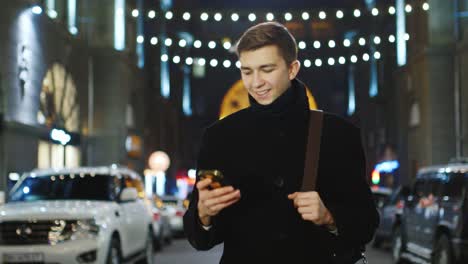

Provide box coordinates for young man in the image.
[184,22,379,263]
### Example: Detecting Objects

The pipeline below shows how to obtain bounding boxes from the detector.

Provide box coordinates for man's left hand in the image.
[288,191,335,227]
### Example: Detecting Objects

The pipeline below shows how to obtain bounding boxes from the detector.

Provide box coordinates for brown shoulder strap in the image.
[301,110,323,192]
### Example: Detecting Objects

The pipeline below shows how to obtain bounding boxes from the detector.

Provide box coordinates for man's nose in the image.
[252,72,264,88]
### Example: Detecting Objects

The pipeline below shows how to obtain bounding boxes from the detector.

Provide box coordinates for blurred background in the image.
[0,0,467,263]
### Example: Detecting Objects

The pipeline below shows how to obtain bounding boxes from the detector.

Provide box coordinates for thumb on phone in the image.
[197,178,212,190]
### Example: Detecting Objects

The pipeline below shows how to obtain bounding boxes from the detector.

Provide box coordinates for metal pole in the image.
[0,72,5,192]
[454,56,462,158]
[454,0,463,158]
[87,57,94,165]
[63,145,66,168]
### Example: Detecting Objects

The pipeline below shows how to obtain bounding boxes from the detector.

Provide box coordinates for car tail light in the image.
[153,212,161,221]
[176,210,184,217]
[453,205,461,212]
[396,200,405,209]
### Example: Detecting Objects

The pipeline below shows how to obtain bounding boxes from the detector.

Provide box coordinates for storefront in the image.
[0,2,88,192]
[0,1,147,194]
[1,62,85,191]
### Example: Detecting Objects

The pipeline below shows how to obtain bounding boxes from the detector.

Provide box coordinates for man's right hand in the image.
[197,178,241,226]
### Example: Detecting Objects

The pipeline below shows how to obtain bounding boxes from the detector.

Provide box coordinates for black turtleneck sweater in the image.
[184,79,379,264]
[248,78,309,117]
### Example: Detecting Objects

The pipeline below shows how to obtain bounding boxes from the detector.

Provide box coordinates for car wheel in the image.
[432,234,453,264]
[165,235,173,245]
[392,226,406,264]
[153,235,162,251]
[165,230,173,245]
[372,236,383,248]
[106,237,122,264]
[152,230,162,251]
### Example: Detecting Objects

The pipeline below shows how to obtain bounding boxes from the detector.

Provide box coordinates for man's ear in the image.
[288,60,301,80]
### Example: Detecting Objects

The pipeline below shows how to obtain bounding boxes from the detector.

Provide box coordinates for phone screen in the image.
[198,169,224,189]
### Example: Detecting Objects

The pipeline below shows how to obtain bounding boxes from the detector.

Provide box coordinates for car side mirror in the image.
[120,187,138,202]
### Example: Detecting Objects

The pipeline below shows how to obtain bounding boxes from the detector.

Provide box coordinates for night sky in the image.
[172,0,394,10]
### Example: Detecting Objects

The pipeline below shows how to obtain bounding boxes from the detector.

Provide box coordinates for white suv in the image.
[0,165,154,264]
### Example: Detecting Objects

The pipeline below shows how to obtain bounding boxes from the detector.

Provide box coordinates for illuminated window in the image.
[114,0,125,50]
[68,0,77,35]
[38,141,81,169]
[38,63,79,132]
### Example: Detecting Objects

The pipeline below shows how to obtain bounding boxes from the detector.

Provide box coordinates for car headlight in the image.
[49,219,100,244]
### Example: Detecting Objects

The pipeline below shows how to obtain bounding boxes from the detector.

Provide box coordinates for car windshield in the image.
[388,187,403,204]
[9,173,119,202]
[440,172,465,198]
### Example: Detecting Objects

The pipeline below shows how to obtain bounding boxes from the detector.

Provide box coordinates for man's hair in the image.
[236,22,298,65]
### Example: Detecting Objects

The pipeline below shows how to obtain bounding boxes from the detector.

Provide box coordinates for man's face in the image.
[239,45,298,105]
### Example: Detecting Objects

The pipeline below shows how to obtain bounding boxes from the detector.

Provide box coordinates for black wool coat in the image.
[184,79,379,264]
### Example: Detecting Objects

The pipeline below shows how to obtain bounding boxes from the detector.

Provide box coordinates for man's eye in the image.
[242,71,252,75]
[263,69,273,73]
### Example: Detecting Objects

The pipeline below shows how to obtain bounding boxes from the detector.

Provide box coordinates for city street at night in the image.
[2,0,468,263]
[154,239,393,264]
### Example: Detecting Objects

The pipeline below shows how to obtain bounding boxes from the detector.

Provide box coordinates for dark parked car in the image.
[372,186,409,248]
[371,186,393,210]
[392,161,468,264]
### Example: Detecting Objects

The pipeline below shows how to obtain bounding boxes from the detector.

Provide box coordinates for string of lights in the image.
[138,4,421,72]
[139,33,410,51]
[159,50,383,69]
[131,2,429,21]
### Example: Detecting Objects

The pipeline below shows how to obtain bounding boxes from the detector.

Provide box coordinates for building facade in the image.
[0,0,146,193]
[358,1,468,185]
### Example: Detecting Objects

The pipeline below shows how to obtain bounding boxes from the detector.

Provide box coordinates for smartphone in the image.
[197,169,224,189]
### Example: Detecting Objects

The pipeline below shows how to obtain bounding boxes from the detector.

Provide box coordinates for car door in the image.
[380,189,400,238]
[407,174,440,259]
[428,173,465,252]
[111,173,134,255]
[119,174,144,254]
[418,176,442,253]
[404,178,427,254]
[125,174,150,250]
[131,176,149,248]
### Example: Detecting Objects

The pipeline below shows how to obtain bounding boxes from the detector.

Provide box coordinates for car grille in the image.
[163,201,179,207]
[0,220,74,245]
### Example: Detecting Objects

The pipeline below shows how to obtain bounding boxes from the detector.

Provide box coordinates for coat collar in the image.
[248,78,310,117]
